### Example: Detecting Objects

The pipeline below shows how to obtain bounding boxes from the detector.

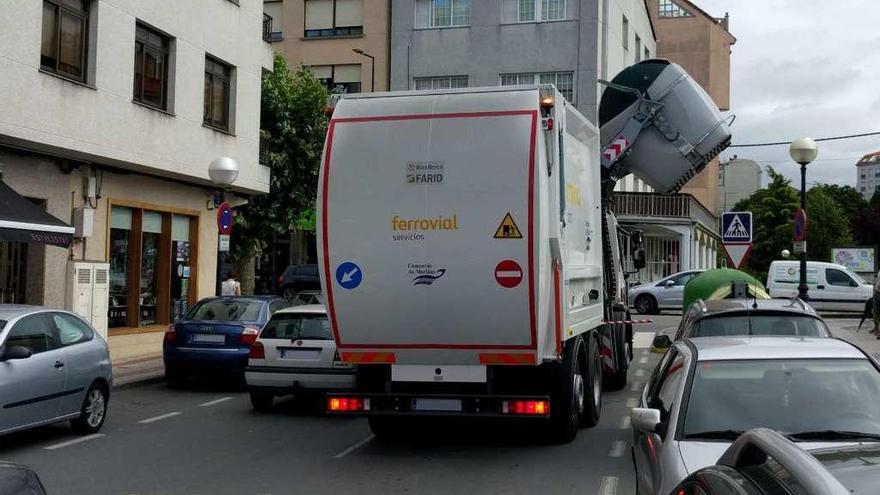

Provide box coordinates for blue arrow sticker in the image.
[335,262,363,290]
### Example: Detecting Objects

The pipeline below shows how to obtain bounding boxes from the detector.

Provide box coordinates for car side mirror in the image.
[652,334,672,350]
[1,345,33,361]
[633,249,646,270]
[665,279,676,287]
[632,407,662,433]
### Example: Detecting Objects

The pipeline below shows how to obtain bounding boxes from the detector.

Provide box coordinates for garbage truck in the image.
[317,59,732,442]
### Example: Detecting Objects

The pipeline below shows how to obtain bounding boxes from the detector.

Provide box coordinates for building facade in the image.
[719,157,762,213]
[857,151,880,200]
[0,0,273,361]
[267,0,391,92]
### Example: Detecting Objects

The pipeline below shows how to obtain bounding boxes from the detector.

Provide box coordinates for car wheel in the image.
[282,287,297,303]
[250,392,274,412]
[634,295,656,315]
[71,382,108,434]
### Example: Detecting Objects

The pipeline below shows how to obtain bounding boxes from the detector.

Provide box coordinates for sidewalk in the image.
[112,353,165,387]
[824,317,880,359]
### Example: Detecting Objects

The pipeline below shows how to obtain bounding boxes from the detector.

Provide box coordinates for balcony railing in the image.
[612,192,717,231]
[262,14,273,42]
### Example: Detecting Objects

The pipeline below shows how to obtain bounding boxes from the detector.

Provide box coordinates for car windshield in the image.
[690,315,828,338]
[185,299,264,322]
[291,293,324,306]
[683,359,880,439]
[260,313,332,340]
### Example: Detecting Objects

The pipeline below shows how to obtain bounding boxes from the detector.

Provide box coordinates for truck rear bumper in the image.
[325,393,552,419]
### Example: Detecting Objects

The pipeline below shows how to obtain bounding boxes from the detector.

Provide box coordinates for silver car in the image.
[245,305,355,411]
[631,336,880,495]
[0,305,112,436]
[629,270,703,314]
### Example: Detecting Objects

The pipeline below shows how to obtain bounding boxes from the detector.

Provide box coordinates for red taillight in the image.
[277,275,284,284]
[503,400,550,416]
[249,341,265,359]
[240,326,260,346]
[164,325,176,343]
[327,397,370,412]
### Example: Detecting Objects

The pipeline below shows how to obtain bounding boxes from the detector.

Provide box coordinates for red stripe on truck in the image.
[341,352,397,364]
[322,110,539,350]
[479,353,537,365]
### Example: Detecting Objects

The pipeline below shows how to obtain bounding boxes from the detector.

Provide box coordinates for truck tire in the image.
[605,324,630,391]
[582,335,602,427]
[549,336,591,443]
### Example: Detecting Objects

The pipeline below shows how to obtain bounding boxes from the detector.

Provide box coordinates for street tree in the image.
[230,55,328,293]
[809,184,866,231]
[805,186,852,262]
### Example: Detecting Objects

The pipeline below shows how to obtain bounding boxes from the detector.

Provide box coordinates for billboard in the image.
[831,247,876,274]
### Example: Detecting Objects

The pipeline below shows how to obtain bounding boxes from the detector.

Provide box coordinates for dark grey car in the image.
[0,305,112,437]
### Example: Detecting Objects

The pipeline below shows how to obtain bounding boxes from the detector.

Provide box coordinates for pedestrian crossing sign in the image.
[721,212,752,243]
[493,212,523,239]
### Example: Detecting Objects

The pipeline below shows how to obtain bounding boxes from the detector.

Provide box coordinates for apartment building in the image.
[266,0,390,92]
[857,151,880,200]
[719,157,762,213]
[0,0,273,361]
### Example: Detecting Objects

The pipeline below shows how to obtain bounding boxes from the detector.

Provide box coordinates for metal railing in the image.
[612,192,718,231]
[262,14,273,42]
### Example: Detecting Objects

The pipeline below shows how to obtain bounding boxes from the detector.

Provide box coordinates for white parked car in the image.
[766,260,873,313]
[244,305,355,411]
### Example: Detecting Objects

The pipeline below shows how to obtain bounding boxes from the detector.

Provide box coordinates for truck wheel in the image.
[582,335,602,427]
[605,325,629,391]
[549,337,587,443]
[634,295,656,315]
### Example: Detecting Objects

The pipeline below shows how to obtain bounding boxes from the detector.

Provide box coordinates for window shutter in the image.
[333,64,362,83]
[309,65,333,80]
[305,0,334,30]
[335,0,363,27]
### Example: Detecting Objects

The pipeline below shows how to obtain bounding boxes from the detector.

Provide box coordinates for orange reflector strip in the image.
[340,351,396,364]
[479,353,536,365]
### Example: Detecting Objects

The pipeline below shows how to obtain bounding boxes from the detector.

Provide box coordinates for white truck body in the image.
[318,87,603,367]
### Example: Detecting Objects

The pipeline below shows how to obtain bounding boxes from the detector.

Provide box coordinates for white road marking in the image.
[139,412,181,424]
[333,434,375,459]
[43,433,104,450]
[608,440,627,457]
[599,476,619,495]
[200,396,233,407]
[619,415,631,429]
[630,381,643,393]
[638,356,648,364]
[635,368,646,377]
[626,397,639,408]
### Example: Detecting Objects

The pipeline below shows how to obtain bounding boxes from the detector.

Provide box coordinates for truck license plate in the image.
[412,399,462,412]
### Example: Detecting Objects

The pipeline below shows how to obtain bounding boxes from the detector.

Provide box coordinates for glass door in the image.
[140,211,162,326]
[170,215,192,322]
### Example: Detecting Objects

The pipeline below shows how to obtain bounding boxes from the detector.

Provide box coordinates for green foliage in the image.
[805,186,852,261]
[230,55,328,261]
[809,184,866,232]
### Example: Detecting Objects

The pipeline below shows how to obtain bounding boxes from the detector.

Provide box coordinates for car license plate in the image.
[192,333,225,344]
[412,398,462,412]
[281,349,321,359]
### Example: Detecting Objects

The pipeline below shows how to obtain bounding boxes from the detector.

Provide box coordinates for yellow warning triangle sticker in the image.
[494,212,523,239]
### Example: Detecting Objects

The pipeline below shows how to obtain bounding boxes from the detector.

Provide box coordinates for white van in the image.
[766,260,874,313]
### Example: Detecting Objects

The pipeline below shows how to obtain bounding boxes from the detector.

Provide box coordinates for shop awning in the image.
[0,180,74,248]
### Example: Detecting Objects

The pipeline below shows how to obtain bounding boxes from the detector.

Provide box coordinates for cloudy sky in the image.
[692,0,880,187]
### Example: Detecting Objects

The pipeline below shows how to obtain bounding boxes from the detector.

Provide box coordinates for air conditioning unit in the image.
[67,261,110,339]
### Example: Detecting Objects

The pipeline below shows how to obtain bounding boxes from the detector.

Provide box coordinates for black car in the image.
[278,264,320,301]
[671,428,880,494]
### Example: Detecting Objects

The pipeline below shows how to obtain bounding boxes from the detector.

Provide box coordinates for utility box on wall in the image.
[67,261,110,339]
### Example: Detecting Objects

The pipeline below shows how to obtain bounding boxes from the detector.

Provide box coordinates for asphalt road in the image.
[0,316,680,495]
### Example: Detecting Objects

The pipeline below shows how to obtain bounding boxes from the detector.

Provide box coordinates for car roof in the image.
[686,337,866,361]
[274,304,326,315]
[693,298,818,317]
[199,296,277,303]
[0,304,58,320]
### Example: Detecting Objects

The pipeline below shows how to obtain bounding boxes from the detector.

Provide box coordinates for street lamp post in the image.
[352,49,375,92]
[209,157,240,296]
[789,137,818,300]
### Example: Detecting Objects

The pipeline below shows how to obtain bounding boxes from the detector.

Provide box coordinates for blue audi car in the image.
[163,296,287,385]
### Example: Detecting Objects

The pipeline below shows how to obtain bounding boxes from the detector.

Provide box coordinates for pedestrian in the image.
[221,271,241,297]
[873,270,880,337]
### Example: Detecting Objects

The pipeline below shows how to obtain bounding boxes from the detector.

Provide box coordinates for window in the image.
[51,313,93,346]
[269,300,288,315]
[826,268,855,287]
[109,207,132,328]
[658,0,693,17]
[204,56,233,131]
[690,315,829,338]
[41,0,89,82]
[654,354,685,420]
[414,75,468,90]
[140,211,162,326]
[133,23,171,110]
[309,64,361,93]
[186,299,265,322]
[506,0,565,22]
[304,0,363,38]
[5,315,56,354]
[645,47,650,60]
[635,35,641,62]
[260,313,333,340]
[622,15,629,51]
[500,71,574,102]
[430,0,471,27]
